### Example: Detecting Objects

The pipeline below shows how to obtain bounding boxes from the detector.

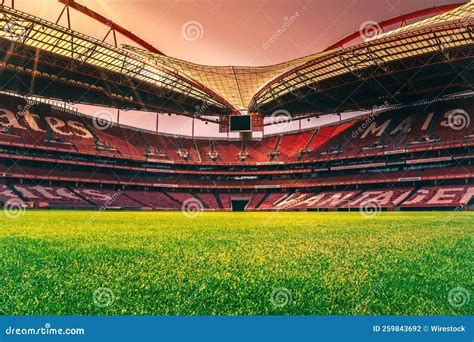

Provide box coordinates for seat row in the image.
[1,94,472,165]
[0,183,472,210]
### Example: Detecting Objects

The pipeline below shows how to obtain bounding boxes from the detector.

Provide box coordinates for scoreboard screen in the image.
[230,115,252,132]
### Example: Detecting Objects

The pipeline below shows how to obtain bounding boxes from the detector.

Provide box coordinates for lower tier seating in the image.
[124,190,181,209]
[13,184,95,208]
[401,185,474,208]
[1,182,472,210]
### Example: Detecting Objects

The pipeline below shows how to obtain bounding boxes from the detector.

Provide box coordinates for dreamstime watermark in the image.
[385,0,401,10]
[270,109,292,130]
[372,101,390,111]
[262,12,300,49]
[448,287,470,308]
[16,98,34,118]
[194,102,209,116]
[181,198,204,218]
[446,109,470,131]
[359,20,383,41]
[86,190,121,225]
[93,287,115,307]
[359,200,381,219]
[92,110,114,131]
[352,113,378,139]
[270,287,292,308]
[351,101,389,139]
[440,205,462,227]
[3,198,26,219]
[181,21,204,41]
[4,323,85,336]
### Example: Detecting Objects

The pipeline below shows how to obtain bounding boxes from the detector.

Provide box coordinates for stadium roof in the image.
[123,2,473,111]
[251,1,474,115]
[0,1,472,118]
[123,45,328,110]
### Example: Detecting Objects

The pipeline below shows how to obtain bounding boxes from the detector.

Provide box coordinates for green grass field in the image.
[1,211,472,315]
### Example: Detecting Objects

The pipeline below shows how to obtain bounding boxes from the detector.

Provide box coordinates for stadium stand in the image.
[0,2,472,212]
[341,188,414,210]
[0,94,472,164]
[244,192,267,210]
[257,193,288,209]
[0,71,472,211]
[193,192,221,210]
[401,185,474,209]
[0,184,19,202]
[72,188,143,208]
[276,190,361,210]
[13,184,95,208]
[124,190,181,210]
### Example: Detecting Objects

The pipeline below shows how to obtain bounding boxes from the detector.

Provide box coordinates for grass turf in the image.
[0,211,472,315]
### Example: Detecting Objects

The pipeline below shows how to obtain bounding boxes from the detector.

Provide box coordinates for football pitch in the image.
[1,211,472,315]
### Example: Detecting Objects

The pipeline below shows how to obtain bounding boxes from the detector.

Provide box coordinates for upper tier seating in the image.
[317,97,473,158]
[0,94,472,165]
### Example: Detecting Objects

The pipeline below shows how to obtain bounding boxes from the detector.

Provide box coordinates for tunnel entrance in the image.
[231,199,249,212]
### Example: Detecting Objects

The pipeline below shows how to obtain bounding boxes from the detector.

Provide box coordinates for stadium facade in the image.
[0,1,473,211]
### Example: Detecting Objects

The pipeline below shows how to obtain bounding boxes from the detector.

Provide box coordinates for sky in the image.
[8,0,465,136]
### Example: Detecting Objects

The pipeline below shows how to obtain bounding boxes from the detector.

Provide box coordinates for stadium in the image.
[0,0,472,316]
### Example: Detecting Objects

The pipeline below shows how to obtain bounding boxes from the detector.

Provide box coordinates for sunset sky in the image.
[8,0,465,136]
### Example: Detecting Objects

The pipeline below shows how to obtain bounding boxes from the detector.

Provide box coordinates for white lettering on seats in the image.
[390,117,413,135]
[23,111,46,132]
[0,109,26,129]
[297,193,326,207]
[33,186,62,199]
[56,188,82,199]
[349,191,383,206]
[460,187,474,205]
[421,112,434,131]
[360,119,391,138]
[80,189,111,201]
[361,191,393,206]
[427,188,464,205]
[0,185,16,199]
[315,192,356,207]
[275,193,307,208]
[14,186,38,199]
[403,189,430,205]
[68,121,93,139]
[393,190,412,205]
[45,117,73,136]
